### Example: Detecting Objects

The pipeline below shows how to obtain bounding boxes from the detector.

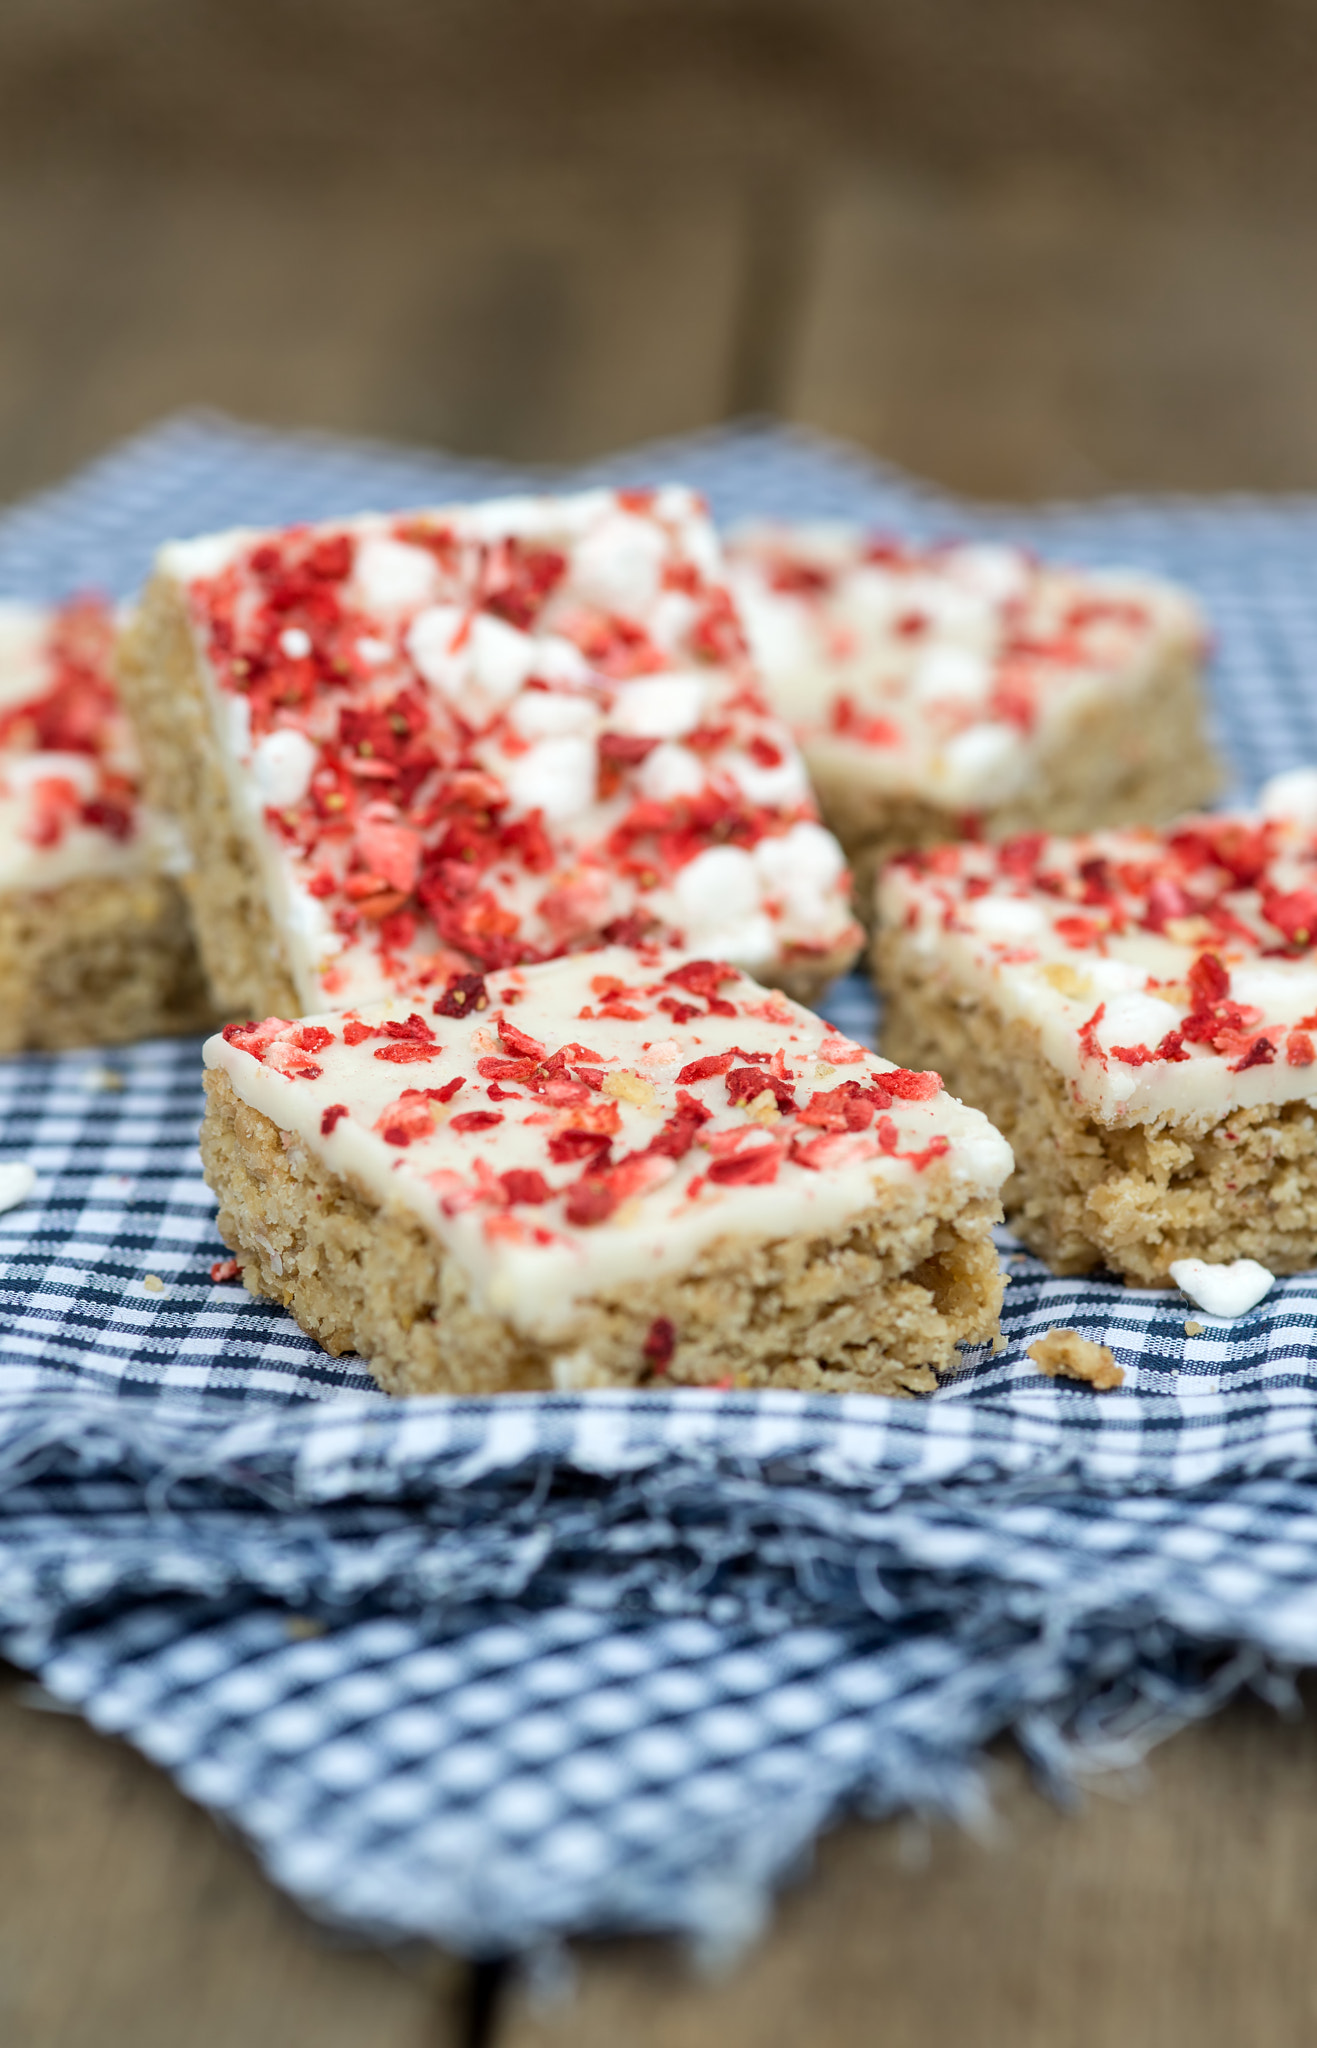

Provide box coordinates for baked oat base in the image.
[201,1068,1005,1397]
[0,870,211,1053]
[117,577,301,1022]
[877,925,1317,1282]
[815,647,1221,921]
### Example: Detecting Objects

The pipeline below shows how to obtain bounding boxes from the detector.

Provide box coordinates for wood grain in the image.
[0,1667,463,2048]
[502,1691,1317,2048]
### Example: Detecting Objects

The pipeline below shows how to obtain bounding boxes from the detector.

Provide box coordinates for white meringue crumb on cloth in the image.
[0,1161,35,1213]
[1168,1256,1276,1319]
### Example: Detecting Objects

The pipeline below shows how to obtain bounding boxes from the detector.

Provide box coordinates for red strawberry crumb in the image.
[450,1111,504,1133]
[320,1103,349,1136]
[209,1257,241,1283]
[643,1316,676,1372]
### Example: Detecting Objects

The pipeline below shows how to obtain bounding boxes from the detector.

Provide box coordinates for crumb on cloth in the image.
[1028,1327,1124,1390]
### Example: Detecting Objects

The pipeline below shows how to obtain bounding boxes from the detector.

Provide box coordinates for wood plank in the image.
[0,1666,464,2048]
[0,160,745,505]
[789,167,1317,499]
[500,1691,1317,2048]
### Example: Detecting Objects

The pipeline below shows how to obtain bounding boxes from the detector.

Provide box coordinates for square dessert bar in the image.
[119,488,861,1024]
[0,596,207,1051]
[875,772,1317,1281]
[726,522,1220,910]
[200,946,1011,1396]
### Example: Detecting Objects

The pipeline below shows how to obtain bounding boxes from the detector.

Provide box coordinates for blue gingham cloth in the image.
[5,416,1317,1954]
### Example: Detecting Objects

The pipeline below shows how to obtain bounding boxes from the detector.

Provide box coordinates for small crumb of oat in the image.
[78,1066,125,1093]
[142,1273,165,1294]
[1184,1318,1204,1337]
[210,1257,241,1284]
[286,1615,326,1640]
[1028,1327,1124,1390]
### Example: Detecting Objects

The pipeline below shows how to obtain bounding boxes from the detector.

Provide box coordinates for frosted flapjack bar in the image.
[201,946,1011,1395]
[875,773,1317,1281]
[119,489,861,1021]
[727,521,1219,911]
[0,596,206,1050]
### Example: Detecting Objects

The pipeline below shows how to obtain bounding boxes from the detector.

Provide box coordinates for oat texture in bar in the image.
[119,490,861,1023]
[727,522,1220,912]
[0,597,208,1051]
[200,947,1011,1396]
[875,772,1317,1282]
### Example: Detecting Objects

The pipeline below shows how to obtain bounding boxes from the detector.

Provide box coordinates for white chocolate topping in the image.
[161,491,860,1014]
[205,946,1012,1345]
[1169,1257,1274,1318]
[726,521,1205,812]
[0,597,173,893]
[879,797,1317,1129]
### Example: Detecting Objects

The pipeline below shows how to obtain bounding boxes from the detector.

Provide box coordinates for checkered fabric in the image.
[4,415,1317,1954]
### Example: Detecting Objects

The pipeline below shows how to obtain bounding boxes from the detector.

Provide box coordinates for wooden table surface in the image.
[6,5,1317,2042]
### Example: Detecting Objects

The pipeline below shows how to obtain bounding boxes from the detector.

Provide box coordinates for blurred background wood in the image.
[0,0,1315,500]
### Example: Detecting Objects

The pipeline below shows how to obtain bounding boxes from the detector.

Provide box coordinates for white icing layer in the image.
[204,946,1012,1344]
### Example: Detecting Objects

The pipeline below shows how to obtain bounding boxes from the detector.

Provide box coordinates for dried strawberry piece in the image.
[643,1316,676,1371]
[725,1064,796,1112]
[476,1056,536,1084]
[451,1110,504,1133]
[297,1026,335,1053]
[647,1090,713,1160]
[677,1051,736,1085]
[997,834,1047,882]
[882,1068,942,1101]
[497,1015,549,1061]
[342,1019,383,1046]
[433,971,489,1018]
[1262,888,1317,947]
[1111,1043,1157,1067]
[500,1169,552,1206]
[599,732,660,768]
[797,1080,891,1130]
[549,1128,614,1166]
[689,589,747,664]
[374,1041,440,1064]
[565,1173,618,1227]
[829,695,901,747]
[1289,1031,1316,1068]
[80,798,134,842]
[663,959,738,1002]
[1078,1003,1107,1067]
[433,1076,466,1103]
[601,912,660,947]
[1054,916,1101,948]
[706,1142,782,1186]
[221,1017,296,1058]
[210,1257,242,1283]
[480,541,567,631]
[382,1013,436,1042]
[657,997,701,1024]
[1231,1036,1276,1072]
[320,1104,349,1136]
